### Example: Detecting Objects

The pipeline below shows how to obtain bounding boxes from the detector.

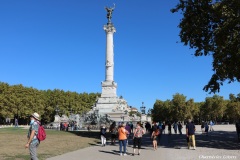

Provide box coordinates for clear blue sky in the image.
[0,0,239,112]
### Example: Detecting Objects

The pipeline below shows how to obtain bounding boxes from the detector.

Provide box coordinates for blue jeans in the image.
[119,139,127,154]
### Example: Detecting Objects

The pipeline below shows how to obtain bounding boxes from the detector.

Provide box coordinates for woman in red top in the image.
[118,123,129,156]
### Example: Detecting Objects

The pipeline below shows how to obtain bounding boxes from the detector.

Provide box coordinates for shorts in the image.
[133,137,142,149]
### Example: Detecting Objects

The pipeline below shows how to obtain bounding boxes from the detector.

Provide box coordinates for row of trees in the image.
[0,82,100,124]
[1,82,239,125]
[151,93,240,124]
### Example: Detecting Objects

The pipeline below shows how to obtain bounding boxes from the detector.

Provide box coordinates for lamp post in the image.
[140,102,146,115]
[140,102,146,123]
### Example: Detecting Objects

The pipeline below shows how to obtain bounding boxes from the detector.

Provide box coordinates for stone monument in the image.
[91,4,130,122]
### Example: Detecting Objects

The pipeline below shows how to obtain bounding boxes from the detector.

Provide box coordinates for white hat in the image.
[31,112,40,121]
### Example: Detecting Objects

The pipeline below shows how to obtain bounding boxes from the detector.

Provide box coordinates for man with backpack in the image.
[25,112,41,160]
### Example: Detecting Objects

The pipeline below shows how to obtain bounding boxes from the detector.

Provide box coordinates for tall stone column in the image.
[101,23,117,98]
[104,23,115,81]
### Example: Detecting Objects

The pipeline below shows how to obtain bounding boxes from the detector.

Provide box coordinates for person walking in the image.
[236,120,240,142]
[151,122,158,134]
[168,122,172,135]
[15,118,18,127]
[130,122,134,133]
[145,122,151,133]
[210,120,214,131]
[201,121,205,134]
[186,119,196,150]
[118,123,128,156]
[109,121,118,145]
[100,125,107,147]
[205,122,209,136]
[151,129,158,150]
[162,122,166,134]
[132,122,145,156]
[173,122,178,134]
[25,112,40,160]
[157,123,162,143]
[178,122,183,135]
[125,122,131,145]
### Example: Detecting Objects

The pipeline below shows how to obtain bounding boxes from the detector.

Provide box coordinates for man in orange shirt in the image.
[118,123,129,156]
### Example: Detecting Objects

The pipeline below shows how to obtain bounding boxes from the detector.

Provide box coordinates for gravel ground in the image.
[47,125,240,160]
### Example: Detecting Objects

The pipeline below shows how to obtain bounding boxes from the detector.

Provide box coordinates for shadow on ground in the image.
[155,131,240,150]
[67,130,240,150]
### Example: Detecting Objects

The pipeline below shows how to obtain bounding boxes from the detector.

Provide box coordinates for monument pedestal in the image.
[101,81,117,98]
[95,96,128,114]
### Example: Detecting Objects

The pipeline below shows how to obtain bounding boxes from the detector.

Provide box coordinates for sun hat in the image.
[31,112,40,121]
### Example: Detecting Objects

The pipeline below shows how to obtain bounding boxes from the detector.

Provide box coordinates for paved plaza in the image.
[47,125,240,160]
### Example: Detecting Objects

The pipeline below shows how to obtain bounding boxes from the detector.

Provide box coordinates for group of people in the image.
[166,121,184,135]
[60,122,69,131]
[23,111,240,159]
[200,120,214,135]
[24,116,197,159]
[100,121,145,156]
[25,115,198,159]
[100,119,199,155]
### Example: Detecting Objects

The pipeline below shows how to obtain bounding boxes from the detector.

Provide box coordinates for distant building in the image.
[130,107,138,112]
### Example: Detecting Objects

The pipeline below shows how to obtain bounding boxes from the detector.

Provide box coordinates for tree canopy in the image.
[171,0,240,93]
[0,82,100,124]
[151,93,240,123]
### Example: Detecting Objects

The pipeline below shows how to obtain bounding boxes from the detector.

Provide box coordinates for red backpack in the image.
[37,123,46,141]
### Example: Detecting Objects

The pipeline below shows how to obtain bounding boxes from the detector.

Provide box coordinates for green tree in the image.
[152,99,172,122]
[171,93,187,121]
[171,0,240,93]
[201,95,226,121]
[186,99,200,122]
[0,82,99,124]
[225,94,240,122]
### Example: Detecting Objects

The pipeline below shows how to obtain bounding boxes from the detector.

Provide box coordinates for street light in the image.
[140,102,146,115]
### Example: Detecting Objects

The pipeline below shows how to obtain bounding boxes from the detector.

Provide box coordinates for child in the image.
[151,129,158,150]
